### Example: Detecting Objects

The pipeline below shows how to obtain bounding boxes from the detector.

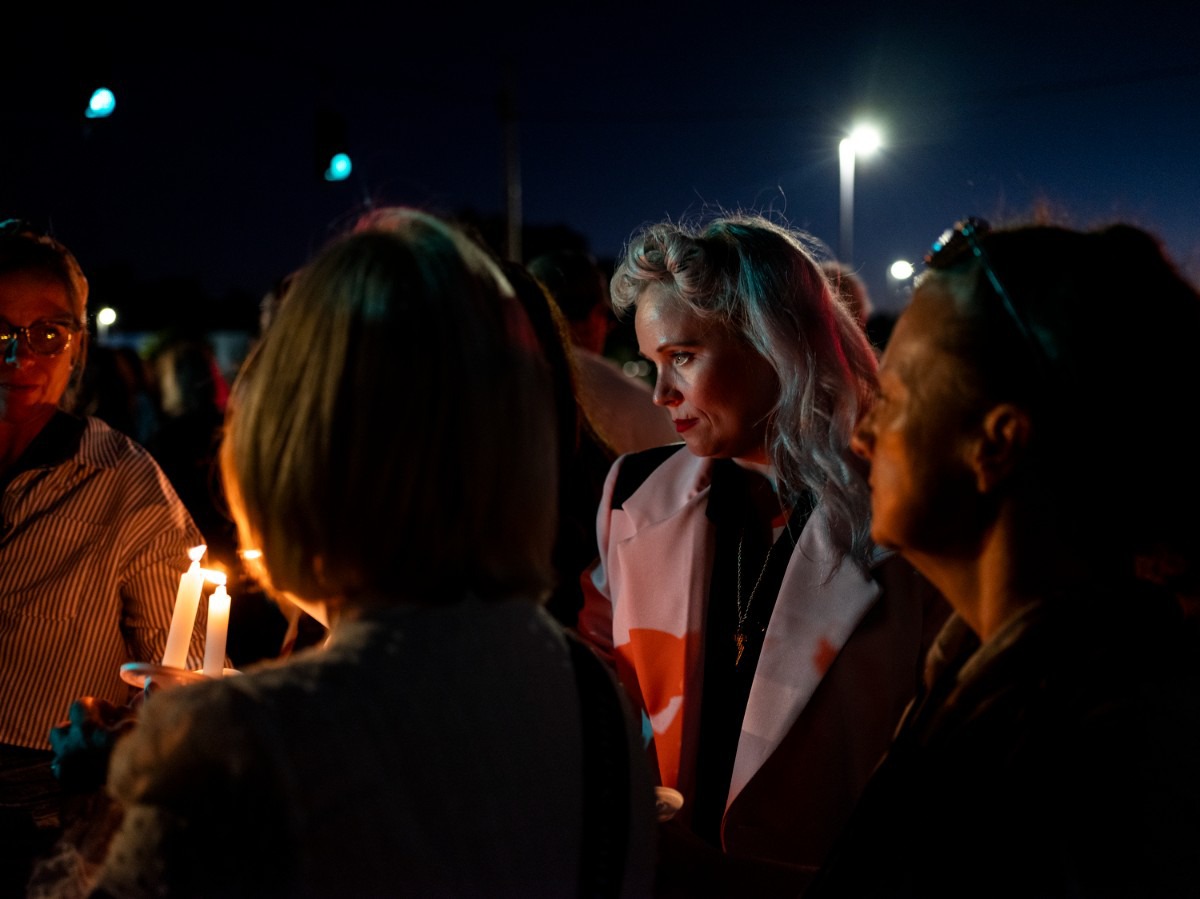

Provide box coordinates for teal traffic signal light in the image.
[315,107,352,182]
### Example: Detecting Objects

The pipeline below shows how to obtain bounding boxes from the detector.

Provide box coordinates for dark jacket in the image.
[805,581,1200,898]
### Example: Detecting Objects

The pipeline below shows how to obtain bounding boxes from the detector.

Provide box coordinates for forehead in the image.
[634,285,718,341]
[0,270,75,321]
[879,286,961,388]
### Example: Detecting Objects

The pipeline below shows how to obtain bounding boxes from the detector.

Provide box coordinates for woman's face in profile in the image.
[635,285,778,466]
[850,286,984,562]
[0,270,80,427]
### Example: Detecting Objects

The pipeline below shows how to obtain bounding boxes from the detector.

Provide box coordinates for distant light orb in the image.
[622,360,650,379]
[85,88,116,119]
[97,307,118,326]
[324,153,352,181]
[890,260,915,280]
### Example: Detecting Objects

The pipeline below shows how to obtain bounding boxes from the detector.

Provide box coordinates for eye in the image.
[670,351,693,366]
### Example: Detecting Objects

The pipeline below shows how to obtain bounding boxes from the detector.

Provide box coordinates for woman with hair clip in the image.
[577,213,948,895]
[35,208,656,897]
[806,219,1200,897]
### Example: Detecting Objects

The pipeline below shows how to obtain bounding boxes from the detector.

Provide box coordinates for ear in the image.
[970,403,1031,493]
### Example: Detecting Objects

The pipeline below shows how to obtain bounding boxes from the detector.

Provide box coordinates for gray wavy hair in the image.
[611,214,879,565]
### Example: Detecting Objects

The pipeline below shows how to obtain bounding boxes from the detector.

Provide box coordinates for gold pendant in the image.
[734,630,746,666]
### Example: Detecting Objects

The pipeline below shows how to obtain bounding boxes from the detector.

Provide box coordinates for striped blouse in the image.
[1,413,205,749]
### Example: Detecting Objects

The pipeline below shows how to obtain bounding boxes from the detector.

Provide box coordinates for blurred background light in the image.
[85,87,116,119]
[324,152,353,182]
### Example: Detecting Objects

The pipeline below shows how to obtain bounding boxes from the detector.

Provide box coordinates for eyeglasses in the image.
[0,318,80,358]
[925,217,1049,363]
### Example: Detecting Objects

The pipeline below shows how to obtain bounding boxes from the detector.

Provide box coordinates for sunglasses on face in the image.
[0,318,80,358]
[925,217,1050,365]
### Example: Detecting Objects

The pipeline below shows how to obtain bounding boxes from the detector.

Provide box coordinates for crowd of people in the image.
[1,205,1198,897]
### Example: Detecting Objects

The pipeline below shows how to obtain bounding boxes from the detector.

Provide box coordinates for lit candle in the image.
[161,545,207,669]
[203,581,231,678]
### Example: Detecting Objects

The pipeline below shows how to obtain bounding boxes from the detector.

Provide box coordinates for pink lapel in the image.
[607,452,714,790]
[727,514,882,805]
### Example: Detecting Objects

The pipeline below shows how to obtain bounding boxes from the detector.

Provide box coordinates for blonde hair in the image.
[612,214,879,565]
[221,208,557,608]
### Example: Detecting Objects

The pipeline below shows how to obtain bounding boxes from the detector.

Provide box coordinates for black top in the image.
[691,460,812,847]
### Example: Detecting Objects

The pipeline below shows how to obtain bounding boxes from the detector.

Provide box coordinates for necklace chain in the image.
[734,525,777,666]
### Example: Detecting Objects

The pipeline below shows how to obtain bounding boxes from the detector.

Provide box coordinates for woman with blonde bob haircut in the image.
[224,207,557,613]
[46,207,655,897]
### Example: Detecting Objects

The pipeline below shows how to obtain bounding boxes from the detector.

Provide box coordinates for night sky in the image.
[6,0,1199,333]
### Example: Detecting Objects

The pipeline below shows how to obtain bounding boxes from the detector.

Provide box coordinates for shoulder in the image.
[610,443,691,509]
[78,416,160,472]
[77,417,189,503]
[108,677,265,803]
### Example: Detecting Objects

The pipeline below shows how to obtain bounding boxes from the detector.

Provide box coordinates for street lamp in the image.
[96,307,117,344]
[888,259,915,305]
[838,124,882,266]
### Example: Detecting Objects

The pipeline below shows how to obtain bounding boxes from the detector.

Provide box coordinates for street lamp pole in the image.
[838,138,857,265]
[837,124,881,266]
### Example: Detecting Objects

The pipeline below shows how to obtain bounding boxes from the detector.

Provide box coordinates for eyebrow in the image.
[0,316,77,327]
[640,336,704,357]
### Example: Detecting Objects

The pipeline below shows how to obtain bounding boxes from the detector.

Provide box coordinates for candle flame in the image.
[188,545,207,562]
[200,568,227,586]
[240,548,263,561]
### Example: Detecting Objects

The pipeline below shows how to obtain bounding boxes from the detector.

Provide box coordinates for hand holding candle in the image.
[203,576,231,678]
[161,545,207,669]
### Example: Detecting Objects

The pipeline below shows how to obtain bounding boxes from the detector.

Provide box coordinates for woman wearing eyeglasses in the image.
[0,224,202,789]
[805,220,1200,896]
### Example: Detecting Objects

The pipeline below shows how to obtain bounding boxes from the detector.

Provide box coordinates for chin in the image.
[870,526,900,550]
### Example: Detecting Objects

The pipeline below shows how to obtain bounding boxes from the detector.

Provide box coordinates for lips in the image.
[673,418,697,433]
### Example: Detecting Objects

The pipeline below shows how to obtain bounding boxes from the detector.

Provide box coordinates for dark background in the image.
[6,0,1199,338]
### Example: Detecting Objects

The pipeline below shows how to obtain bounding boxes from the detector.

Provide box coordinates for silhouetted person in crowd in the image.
[146,334,291,668]
[529,248,677,454]
[74,344,159,444]
[822,260,873,331]
[864,309,898,356]
[502,259,616,628]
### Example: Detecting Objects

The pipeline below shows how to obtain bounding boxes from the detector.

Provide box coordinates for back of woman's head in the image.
[154,338,219,418]
[611,214,879,564]
[922,221,1200,587]
[222,208,557,606]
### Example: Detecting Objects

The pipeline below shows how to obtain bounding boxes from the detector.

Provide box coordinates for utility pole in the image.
[500,61,522,262]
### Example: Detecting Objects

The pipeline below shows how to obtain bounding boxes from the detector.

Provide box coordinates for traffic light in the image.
[85,87,116,119]
[314,106,352,182]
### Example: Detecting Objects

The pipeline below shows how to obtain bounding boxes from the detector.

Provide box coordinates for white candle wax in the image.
[161,548,207,668]
[203,584,231,678]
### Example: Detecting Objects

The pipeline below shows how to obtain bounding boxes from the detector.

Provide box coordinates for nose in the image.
[651,369,680,407]
[849,414,874,461]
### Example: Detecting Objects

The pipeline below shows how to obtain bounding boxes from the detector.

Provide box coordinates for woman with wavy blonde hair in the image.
[578,213,947,893]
